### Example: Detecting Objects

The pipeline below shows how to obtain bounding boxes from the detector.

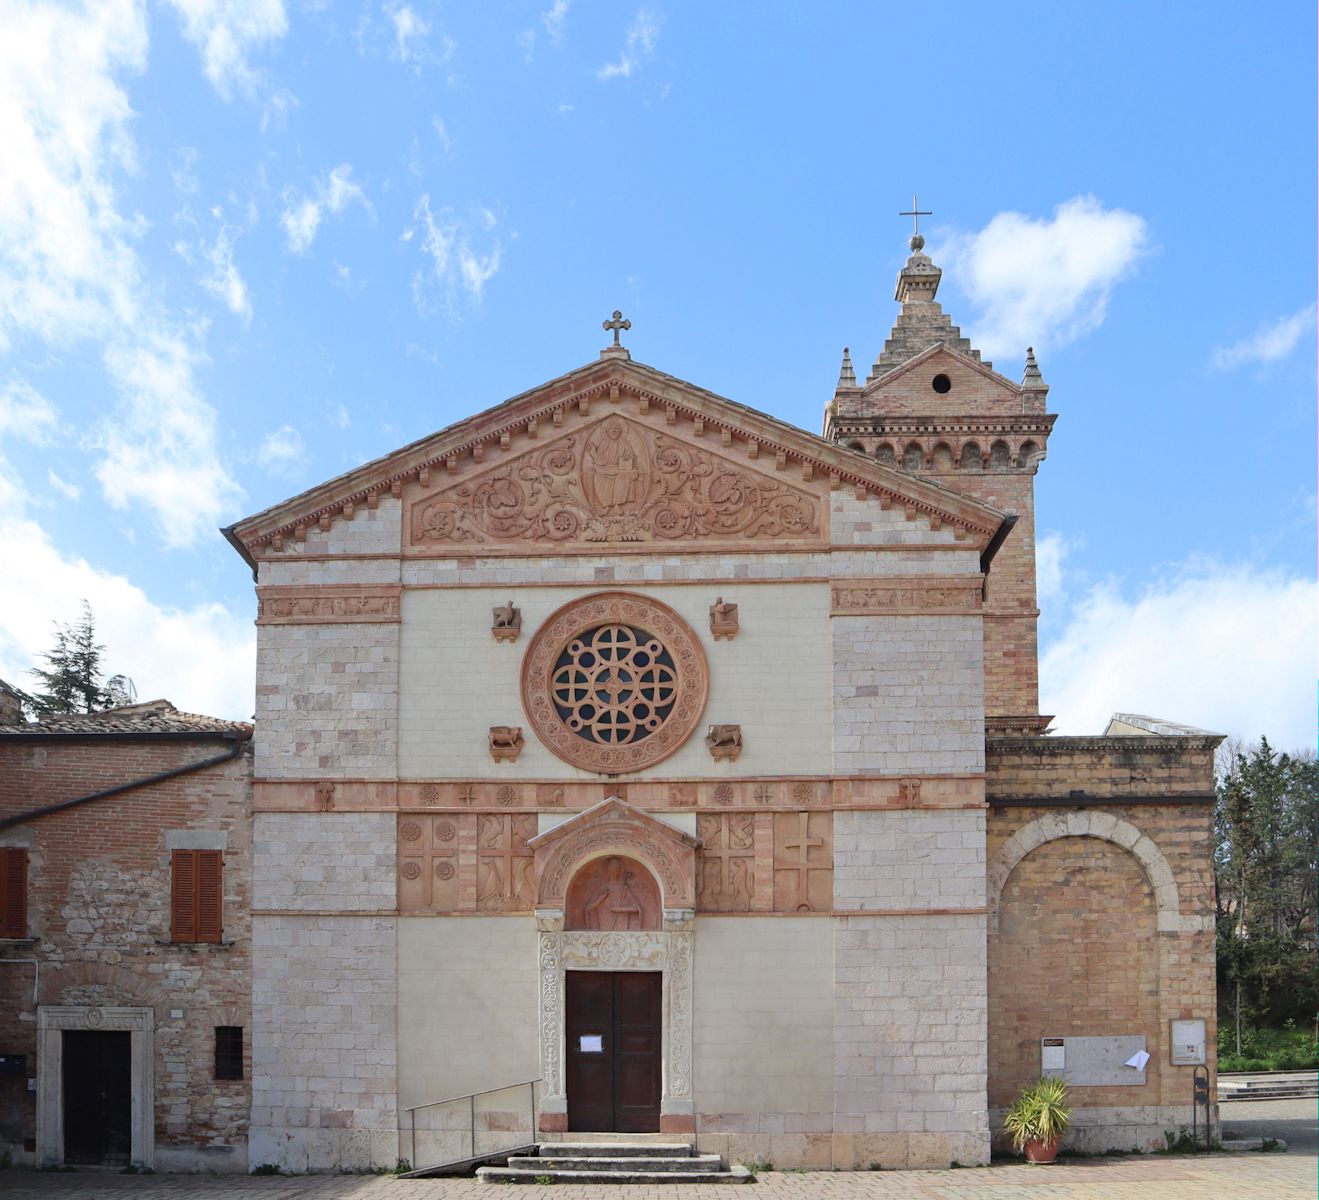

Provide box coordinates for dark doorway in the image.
[566,971,661,1132]
[62,1031,131,1164]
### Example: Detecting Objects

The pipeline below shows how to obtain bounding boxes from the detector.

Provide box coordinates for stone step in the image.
[477,1166,752,1185]
[509,1154,725,1173]
[536,1141,695,1158]
[1219,1085,1317,1100]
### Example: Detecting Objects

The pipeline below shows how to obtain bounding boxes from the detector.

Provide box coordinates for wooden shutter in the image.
[0,848,27,938]
[172,849,223,943]
[196,850,223,943]
[172,850,197,941]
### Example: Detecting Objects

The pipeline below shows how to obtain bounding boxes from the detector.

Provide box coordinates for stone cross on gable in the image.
[603,309,631,347]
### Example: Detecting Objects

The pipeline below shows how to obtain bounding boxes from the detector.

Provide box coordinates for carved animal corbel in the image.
[489,726,524,762]
[492,599,522,642]
[705,724,742,761]
[709,597,739,640]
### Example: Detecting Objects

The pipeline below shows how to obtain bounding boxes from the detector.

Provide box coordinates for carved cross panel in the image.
[398,814,467,912]
[696,813,757,912]
[404,412,822,555]
[477,814,537,911]
[773,811,833,913]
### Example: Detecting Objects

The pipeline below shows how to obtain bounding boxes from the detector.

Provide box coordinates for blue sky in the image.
[0,1,1314,749]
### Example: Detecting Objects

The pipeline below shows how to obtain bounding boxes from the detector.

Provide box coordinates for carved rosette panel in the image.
[398,815,464,912]
[696,814,756,912]
[773,811,833,912]
[537,929,692,1107]
[408,415,820,550]
[521,592,708,774]
[477,814,537,911]
[536,812,697,911]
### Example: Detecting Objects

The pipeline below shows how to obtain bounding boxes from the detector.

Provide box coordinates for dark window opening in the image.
[215,1026,243,1080]
[932,373,952,394]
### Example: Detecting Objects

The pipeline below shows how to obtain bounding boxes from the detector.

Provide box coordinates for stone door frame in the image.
[536,919,694,1134]
[37,1005,155,1169]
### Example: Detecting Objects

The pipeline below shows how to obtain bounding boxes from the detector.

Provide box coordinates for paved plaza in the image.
[5,1100,1317,1200]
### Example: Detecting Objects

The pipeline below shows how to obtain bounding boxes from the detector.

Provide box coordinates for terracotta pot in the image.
[1024,1137,1059,1164]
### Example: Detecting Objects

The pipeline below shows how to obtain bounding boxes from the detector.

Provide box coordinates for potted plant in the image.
[1002,1076,1071,1164]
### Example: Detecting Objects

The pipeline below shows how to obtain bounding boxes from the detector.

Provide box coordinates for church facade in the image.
[226,238,1219,1172]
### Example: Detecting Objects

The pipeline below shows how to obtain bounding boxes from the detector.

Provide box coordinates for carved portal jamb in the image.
[535,908,695,1131]
[36,1006,155,1169]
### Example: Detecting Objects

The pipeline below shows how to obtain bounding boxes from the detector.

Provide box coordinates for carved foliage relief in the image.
[477,814,537,911]
[522,593,708,774]
[697,814,757,912]
[408,415,820,550]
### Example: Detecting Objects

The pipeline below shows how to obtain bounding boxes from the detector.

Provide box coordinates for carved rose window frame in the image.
[522,592,709,774]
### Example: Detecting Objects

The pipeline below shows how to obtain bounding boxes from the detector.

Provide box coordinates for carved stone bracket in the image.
[709,597,739,640]
[706,724,742,761]
[492,600,522,641]
[489,726,524,762]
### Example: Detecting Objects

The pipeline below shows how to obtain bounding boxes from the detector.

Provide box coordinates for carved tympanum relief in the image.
[564,855,662,931]
[408,414,820,549]
[522,593,708,774]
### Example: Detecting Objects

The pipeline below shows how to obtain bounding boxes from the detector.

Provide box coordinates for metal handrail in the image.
[403,1077,541,1173]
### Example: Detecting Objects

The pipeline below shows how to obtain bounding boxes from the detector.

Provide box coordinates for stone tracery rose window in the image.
[523,592,708,773]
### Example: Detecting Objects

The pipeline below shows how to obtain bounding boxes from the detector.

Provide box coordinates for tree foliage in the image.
[21,601,136,718]
[1215,738,1319,1047]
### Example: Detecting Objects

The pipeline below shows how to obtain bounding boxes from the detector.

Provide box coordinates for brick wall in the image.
[0,736,253,1171]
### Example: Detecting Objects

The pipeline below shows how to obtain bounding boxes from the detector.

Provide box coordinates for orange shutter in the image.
[172,849,197,942]
[0,848,27,938]
[196,850,223,944]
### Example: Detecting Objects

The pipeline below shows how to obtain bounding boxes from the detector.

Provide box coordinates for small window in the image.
[0,848,28,938]
[215,1026,243,1080]
[932,373,952,394]
[172,849,223,943]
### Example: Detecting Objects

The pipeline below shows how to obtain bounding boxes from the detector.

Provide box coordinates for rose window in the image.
[522,592,708,773]
[552,625,678,746]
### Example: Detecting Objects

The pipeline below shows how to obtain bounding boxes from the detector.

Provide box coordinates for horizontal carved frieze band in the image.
[256,775,985,812]
[256,584,403,624]
[830,576,984,615]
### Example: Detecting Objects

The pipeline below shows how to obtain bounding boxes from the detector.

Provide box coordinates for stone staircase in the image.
[476,1141,752,1184]
[1218,1070,1318,1101]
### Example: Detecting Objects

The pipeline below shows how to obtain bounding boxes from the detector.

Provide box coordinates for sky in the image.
[0,1,1314,752]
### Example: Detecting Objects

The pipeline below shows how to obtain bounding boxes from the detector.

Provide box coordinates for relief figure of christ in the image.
[588,421,642,511]
[584,856,645,930]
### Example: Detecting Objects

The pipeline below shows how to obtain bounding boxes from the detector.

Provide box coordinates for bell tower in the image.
[824,224,1057,726]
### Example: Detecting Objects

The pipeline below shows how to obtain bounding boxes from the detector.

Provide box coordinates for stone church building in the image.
[225,235,1219,1172]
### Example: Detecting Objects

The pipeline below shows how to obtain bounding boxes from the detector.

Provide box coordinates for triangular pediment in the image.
[864,343,1023,405]
[528,796,700,853]
[226,355,1007,565]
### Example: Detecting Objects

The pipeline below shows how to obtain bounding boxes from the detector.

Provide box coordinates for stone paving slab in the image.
[3,1153,1316,1200]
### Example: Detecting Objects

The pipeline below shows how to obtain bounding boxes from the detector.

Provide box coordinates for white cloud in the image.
[935,196,1150,361]
[0,512,255,719]
[408,194,502,310]
[1211,303,1317,370]
[330,402,350,429]
[280,164,370,253]
[256,423,304,471]
[432,115,451,153]
[1040,559,1317,751]
[199,223,251,322]
[542,0,570,41]
[46,468,80,501]
[162,0,289,102]
[381,1,451,68]
[0,379,58,444]
[97,334,244,548]
[1034,531,1070,610]
[0,0,242,545]
[598,8,659,80]
[170,145,200,193]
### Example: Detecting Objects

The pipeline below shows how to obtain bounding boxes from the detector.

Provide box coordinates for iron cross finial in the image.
[603,309,631,347]
[899,195,933,251]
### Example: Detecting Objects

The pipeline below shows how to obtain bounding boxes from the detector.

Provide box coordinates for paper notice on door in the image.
[579,1035,603,1052]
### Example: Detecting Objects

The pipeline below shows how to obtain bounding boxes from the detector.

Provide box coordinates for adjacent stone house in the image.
[0,699,253,1172]
[223,234,1221,1172]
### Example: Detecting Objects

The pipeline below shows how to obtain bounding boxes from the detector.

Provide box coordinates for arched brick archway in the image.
[987,811,1194,935]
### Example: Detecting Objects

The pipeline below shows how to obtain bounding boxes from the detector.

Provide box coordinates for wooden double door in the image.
[565,971,661,1132]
